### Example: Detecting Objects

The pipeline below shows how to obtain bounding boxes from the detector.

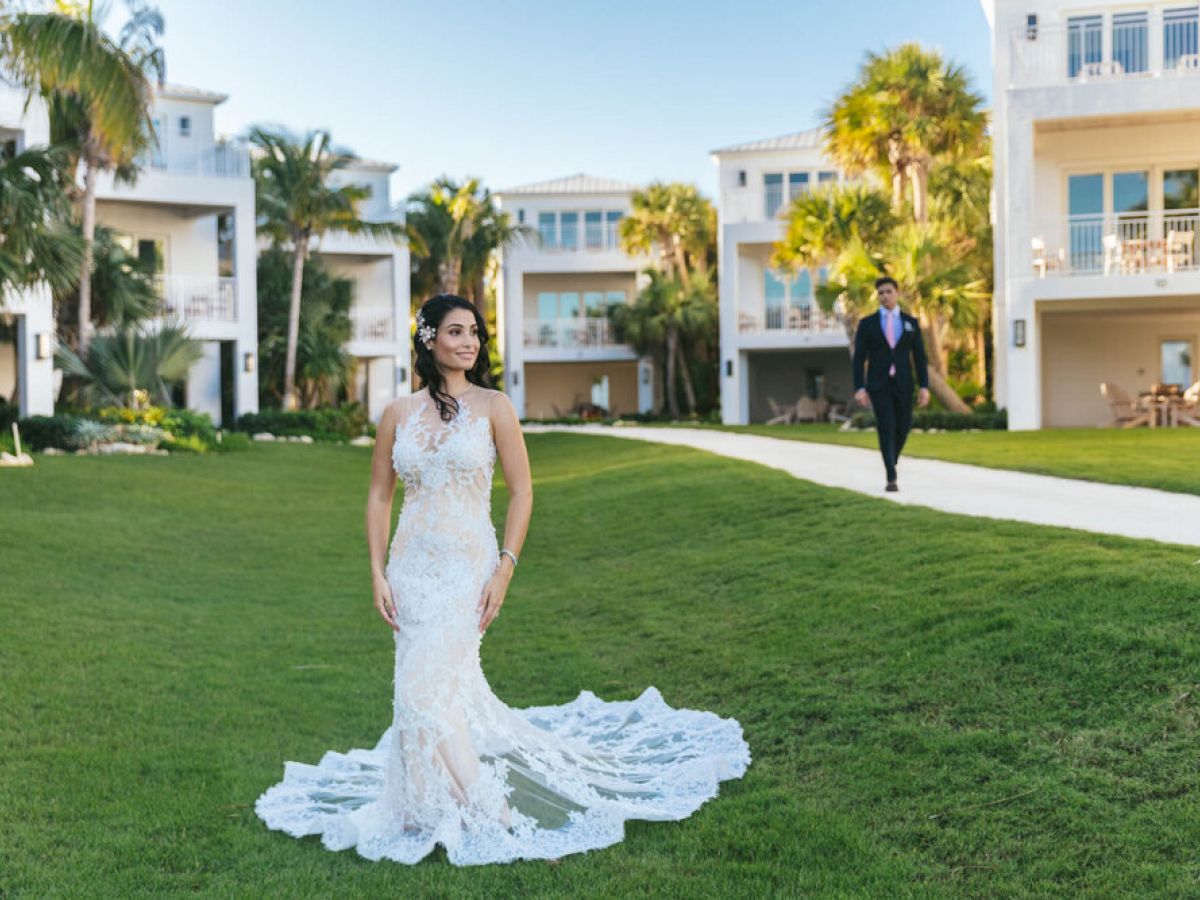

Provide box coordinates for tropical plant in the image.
[825,42,986,223]
[1,0,164,355]
[0,143,84,298]
[54,321,202,408]
[249,126,404,410]
[405,177,530,314]
[618,182,716,286]
[54,224,159,348]
[256,245,354,409]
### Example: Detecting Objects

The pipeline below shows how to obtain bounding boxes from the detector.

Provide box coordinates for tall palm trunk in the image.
[664,326,681,418]
[438,256,461,296]
[917,311,971,413]
[283,241,307,411]
[77,153,98,356]
[974,326,988,389]
[675,334,697,414]
[909,163,929,224]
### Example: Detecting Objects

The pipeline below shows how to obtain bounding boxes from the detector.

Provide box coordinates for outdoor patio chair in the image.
[1102,234,1125,275]
[1100,382,1152,428]
[765,396,796,425]
[738,313,759,333]
[1031,236,1063,277]
[794,397,819,423]
[827,402,850,425]
[1166,230,1195,272]
[1175,381,1200,427]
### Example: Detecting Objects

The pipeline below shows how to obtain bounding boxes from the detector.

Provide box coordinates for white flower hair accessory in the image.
[416,312,436,347]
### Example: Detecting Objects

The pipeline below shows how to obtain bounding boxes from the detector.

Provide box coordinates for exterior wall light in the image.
[1013,319,1027,348]
[243,351,256,373]
[35,332,50,360]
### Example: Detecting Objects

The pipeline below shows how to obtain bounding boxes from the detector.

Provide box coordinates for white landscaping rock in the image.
[41,447,65,456]
[0,451,34,467]
[253,433,276,442]
[96,442,149,455]
[349,435,375,447]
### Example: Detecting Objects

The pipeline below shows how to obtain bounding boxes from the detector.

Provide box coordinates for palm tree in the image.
[618,182,716,286]
[0,143,84,298]
[54,321,202,408]
[249,126,405,411]
[1,0,164,356]
[825,43,986,223]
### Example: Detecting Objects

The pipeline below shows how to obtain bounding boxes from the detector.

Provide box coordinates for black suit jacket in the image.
[852,309,930,393]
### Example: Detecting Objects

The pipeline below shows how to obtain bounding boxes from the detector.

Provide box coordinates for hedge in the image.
[234,404,373,441]
[848,409,1008,431]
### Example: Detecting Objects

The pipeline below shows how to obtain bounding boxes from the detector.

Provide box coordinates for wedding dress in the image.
[255,388,750,865]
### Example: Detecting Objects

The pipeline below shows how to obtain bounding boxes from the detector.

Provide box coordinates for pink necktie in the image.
[885,312,897,376]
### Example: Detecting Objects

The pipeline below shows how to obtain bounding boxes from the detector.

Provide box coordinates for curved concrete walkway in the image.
[523,424,1200,548]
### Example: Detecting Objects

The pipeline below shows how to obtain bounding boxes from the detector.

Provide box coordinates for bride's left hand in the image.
[478,566,512,632]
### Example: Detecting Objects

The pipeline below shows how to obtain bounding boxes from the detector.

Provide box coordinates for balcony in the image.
[738,305,843,334]
[1032,210,1200,276]
[142,140,251,179]
[523,316,621,348]
[349,307,395,342]
[1010,10,1200,89]
[154,275,236,321]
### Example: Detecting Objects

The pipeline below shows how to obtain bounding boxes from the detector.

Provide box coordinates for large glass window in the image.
[1164,6,1200,70]
[764,173,783,218]
[560,212,578,251]
[605,211,622,248]
[1112,171,1149,213]
[537,292,558,321]
[583,291,605,316]
[538,212,557,249]
[1112,11,1149,74]
[1162,339,1193,386]
[764,269,786,328]
[1068,173,1104,271]
[605,290,625,306]
[818,171,838,184]
[217,213,235,278]
[789,269,812,307]
[1067,15,1103,78]
[558,292,580,318]
[584,211,603,249]
[1164,169,1199,210]
[787,172,809,200]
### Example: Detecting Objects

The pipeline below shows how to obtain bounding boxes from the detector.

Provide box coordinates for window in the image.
[217,213,235,278]
[605,211,622,248]
[764,173,783,218]
[517,209,525,224]
[605,290,625,306]
[1165,6,1199,70]
[558,292,580,318]
[1068,173,1104,270]
[763,269,786,328]
[560,212,578,251]
[538,212,557,249]
[1113,171,1149,214]
[818,171,838,184]
[790,269,812,307]
[1164,169,1199,210]
[1112,11,1149,74]
[584,211,603,249]
[1067,15,1103,78]
[0,138,16,160]
[583,291,605,316]
[150,115,166,167]
[179,116,192,137]
[1161,339,1193,386]
[787,172,809,200]
[537,292,557,321]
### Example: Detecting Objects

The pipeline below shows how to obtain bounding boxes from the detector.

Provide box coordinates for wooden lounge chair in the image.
[1103,234,1125,275]
[794,397,819,423]
[812,397,830,422]
[1100,382,1152,428]
[1031,236,1064,277]
[765,396,796,425]
[1174,381,1200,427]
[1166,229,1195,272]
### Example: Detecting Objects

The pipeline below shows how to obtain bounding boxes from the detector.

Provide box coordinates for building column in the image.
[18,285,56,416]
[637,356,654,413]
[391,248,411,398]
[718,224,742,424]
[187,341,223,424]
[1000,108,1037,425]
[232,188,259,419]
[738,350,751,425]
[1005,283,1041,430]
[500,261,526,417]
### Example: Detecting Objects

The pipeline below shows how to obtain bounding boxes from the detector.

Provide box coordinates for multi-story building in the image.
[319,157,411,421]
[494,174,656,419]
[0,86,55,418]
[986,0,1200,427]
[94,82,258,424]
[711,129,850,425]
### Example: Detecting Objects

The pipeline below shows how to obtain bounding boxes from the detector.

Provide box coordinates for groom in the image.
[852,276,930,492]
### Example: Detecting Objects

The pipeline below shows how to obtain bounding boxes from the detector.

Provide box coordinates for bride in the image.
[255,294,750,865]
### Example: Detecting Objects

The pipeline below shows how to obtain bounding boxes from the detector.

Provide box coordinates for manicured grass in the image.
[646,422,1200,496]
[2,438,1200,897]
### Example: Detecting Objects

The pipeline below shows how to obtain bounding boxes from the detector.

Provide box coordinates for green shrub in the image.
[161,408,217,444]
[94,405,168,427]
[0,399,16,434]
[162,434,207,454]
[211,431,252,453]
[119,424,167,447]
[848,409,1008,431]
[16,415,83,450]
[235,403,371,441]
[68,420,118,449]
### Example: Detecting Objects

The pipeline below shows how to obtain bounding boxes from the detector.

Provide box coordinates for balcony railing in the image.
[1032,210,1200,276]
[1010,10,1200,88]
[523,316,621,348]
[143,141,251,178]
[738,305,843,335]
[154,275,237,322]
[349,307,395,342]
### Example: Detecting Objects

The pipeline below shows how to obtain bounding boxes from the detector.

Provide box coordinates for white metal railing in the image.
[1033,209,1200,276]
[349,308,394,342]
[143,141,251,178]
[523,316,620,348]
[1010,9,1200,88]
[738,305,842,334]
[153,275,237,321]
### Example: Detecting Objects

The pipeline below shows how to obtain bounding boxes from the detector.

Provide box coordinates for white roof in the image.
[154,82,228,104]
[499,173,639,196]
[710,127,825,155]
[344,156,398,173]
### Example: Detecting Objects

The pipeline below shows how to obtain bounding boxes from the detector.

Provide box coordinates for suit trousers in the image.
[868,378,913,483]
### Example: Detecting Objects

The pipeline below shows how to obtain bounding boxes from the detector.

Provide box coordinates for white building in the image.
[712,129,850,425]
[985,0,1200,428]
[94,83,258,424]
[0,86,55,418]
[494,175,655,419]
[319,157,411,421]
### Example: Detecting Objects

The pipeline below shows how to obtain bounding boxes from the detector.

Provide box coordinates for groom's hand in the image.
[854,388,870,409]
[917,388,931,408]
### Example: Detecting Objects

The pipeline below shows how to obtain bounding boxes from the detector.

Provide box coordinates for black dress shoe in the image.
[885,481,898,492]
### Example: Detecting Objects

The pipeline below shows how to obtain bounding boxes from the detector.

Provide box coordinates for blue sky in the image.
[141,0,993,202]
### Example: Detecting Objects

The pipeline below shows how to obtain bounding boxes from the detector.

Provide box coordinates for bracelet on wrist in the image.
[499,548,518,568]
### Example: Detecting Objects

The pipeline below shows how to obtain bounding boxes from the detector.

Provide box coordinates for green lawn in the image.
[643,422,1200,496]
[3,438,1199,897]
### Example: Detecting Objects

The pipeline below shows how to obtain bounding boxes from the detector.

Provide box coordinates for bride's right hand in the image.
[373,574,399,632]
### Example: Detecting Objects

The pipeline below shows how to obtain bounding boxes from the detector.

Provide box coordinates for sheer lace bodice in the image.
[255,387,750,865]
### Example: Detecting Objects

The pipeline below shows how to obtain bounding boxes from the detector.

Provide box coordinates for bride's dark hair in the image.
[413,293,494,422]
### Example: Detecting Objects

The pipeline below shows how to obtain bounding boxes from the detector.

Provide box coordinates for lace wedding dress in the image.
[255,388,750,865]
